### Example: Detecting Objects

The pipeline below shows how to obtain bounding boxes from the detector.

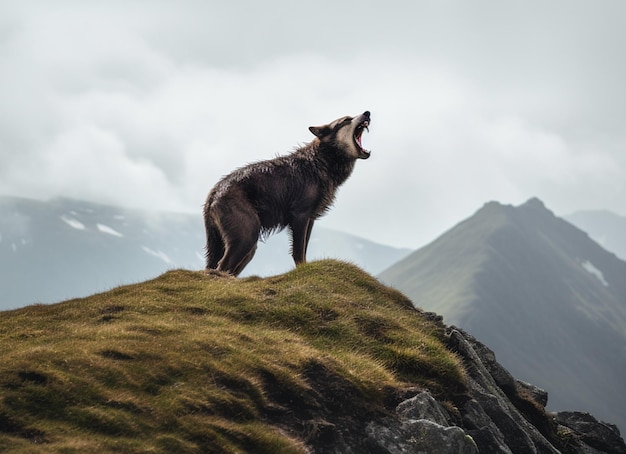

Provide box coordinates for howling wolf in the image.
[203,111,371,276]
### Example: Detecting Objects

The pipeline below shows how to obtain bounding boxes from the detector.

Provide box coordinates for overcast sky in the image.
[1,1,625,249]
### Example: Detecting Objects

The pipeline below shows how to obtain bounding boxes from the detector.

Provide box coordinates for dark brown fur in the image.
[203,111,371,275]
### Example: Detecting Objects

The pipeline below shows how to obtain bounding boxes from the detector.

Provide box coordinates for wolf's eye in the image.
[342,117,352,124]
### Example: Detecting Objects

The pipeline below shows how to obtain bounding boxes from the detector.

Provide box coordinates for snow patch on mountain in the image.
[61,215,86,230]
[581,260,609,287]
[142,246,172,264]
[97,224,123,237]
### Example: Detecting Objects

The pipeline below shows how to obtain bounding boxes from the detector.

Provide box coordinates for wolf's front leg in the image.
[289,217,313,265]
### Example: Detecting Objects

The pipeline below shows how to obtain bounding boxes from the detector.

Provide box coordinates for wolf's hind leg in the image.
[231,243,258,276]
[205,221,225,270]
[218,234,258,276]
[216,210,260,276]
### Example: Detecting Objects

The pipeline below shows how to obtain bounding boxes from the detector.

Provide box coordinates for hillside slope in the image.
[1,260,623,453]
[379,198,626,435]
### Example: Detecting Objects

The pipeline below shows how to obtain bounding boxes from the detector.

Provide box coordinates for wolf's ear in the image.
[309,125,330,138]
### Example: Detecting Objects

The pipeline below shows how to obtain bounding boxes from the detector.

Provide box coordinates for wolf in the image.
[203,111,371,276]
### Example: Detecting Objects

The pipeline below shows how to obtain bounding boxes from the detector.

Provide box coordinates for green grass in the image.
[0,260,466,453]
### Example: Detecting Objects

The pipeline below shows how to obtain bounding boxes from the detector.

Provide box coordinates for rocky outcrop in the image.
[366,326,626,454]
[366,392,479,453]
[556,412,626,454]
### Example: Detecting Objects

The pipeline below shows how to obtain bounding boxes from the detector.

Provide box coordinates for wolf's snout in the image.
[363,111,370,118]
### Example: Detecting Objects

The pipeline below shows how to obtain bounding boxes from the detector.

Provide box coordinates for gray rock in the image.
[367,418,477,454]
[447,328,561,453]
[396,391,450,426]
[462,398,513,453]
[556,411,626,454]
[516,379,549,407]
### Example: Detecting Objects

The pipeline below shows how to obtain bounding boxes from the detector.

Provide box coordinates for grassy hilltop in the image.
[0,260,466,453]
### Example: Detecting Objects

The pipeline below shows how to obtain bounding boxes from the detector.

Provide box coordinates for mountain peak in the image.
[519,197,558,221]
[522,196,546,209]
[380,199,626,434]
[477,197,554,220]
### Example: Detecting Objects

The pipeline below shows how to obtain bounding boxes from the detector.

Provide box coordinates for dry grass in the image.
[0,260,466,452]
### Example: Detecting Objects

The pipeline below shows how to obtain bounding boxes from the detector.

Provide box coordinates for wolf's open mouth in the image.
[354,119,370,158]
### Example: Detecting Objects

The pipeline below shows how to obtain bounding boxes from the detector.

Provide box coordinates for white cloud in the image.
[1,1,626,248]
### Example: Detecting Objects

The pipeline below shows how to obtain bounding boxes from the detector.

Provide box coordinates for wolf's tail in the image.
[203,196,224,269]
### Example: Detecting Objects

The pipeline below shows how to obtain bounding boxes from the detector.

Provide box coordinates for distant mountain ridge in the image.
[0,195,410,310]
[379,197,626,435]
